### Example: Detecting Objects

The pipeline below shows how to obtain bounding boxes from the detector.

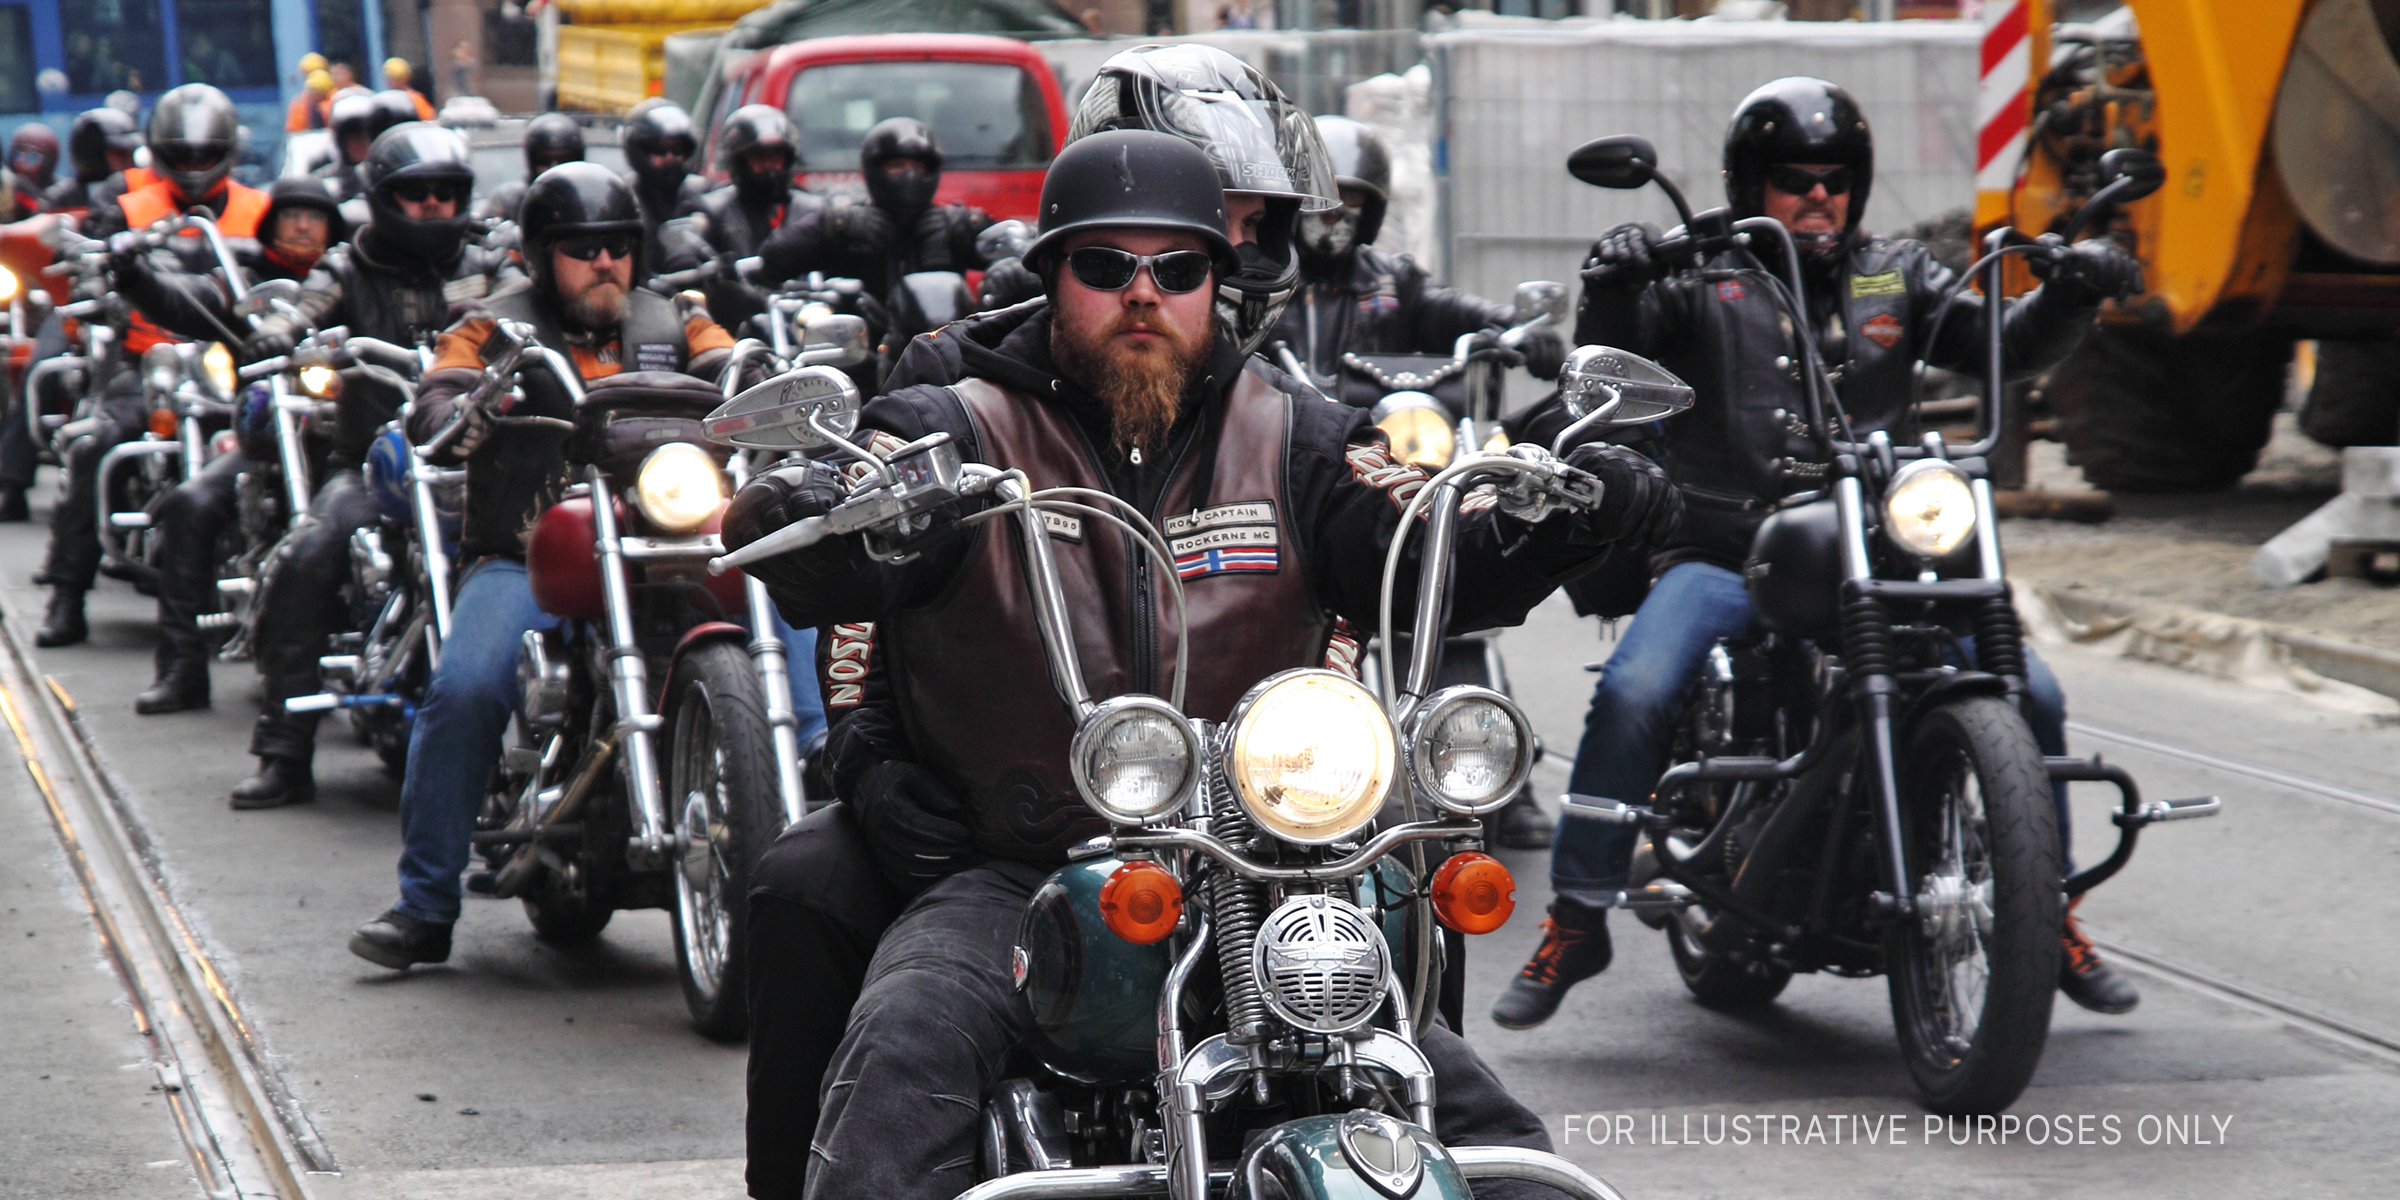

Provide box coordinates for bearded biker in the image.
[33,84,269,650]
[723,128,1679,1200]
[346,163,741,968]
[1273,113,1567,851]
[205,124,518,809]
[1490,77,2147,1032]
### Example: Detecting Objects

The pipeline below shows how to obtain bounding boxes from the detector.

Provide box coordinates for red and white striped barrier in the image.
[1977,0,2034,198]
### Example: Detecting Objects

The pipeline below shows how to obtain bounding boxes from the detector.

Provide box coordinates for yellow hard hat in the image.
[299,52,327,73]
[306,68,334,93]
[383,57,410,81]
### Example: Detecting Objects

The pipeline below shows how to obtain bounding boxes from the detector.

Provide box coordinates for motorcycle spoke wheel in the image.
[664,641,780,1042]
[1886,696,2061,1115]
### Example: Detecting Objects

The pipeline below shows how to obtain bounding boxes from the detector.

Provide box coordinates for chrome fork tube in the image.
[179,404,203,483]
[271,376,311,520]
[1157,916,1214,1200]
[731,455,807,825]
[588,467,668,857]
[410,454,454,663]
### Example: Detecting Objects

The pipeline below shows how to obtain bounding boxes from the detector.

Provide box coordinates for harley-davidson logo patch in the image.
[1861,312,1905,349]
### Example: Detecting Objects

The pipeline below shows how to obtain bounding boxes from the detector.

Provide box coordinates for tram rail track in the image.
[2067,720,2400,819]
[0,594,325,1198]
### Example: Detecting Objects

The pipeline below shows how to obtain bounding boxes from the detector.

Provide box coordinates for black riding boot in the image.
[35,587,86,648]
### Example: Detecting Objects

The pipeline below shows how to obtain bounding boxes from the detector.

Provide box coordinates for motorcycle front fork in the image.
[586,467,670,867]
[728,454,807,826]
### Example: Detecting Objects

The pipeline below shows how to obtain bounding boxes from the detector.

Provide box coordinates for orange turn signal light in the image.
[147,407,179,440]
[1430,852,1516,935]
[1098,860,1183,945]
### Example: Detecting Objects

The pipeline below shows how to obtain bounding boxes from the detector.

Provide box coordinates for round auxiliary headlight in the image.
[0,266,19,304]
[633,442,726,533]
[1882,459,1978,559]
[1402,686,1535,816]
[1371,392,1456,469]
[1070,695,1201,825]
[1224,670,1396,846]
[297,362,340,398]
[201,341,238,399]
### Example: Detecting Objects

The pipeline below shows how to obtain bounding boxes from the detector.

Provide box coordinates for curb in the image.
[2027,582,2400,705]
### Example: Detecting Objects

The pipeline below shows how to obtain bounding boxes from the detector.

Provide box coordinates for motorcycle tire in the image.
[1666,914,1793,1010]
[662,639,782,1043]
[1884,696,2062,1115]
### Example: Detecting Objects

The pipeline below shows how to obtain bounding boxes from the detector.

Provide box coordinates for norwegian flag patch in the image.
[1168,503,1280,578]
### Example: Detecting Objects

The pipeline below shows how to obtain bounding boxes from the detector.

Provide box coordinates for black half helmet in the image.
[1066,43,1338,356]
[68,108,139,182]
[361,123,476,261]
[523,113,587,177]
[621,100,698,186]
[1309,114,1393,251]
[518,161,644,290]
[1723,77,1874,236]
[1025,129,1238,277]
[262,176,350,246]
[148,83,240,201]
[860,117,943,215]
[329,91,379,163]
[718,104,798,202]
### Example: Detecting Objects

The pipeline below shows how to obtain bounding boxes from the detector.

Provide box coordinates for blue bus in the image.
[2,0,393,176]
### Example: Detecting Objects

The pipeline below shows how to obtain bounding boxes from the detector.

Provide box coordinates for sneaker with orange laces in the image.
[1490,897,1612,1029]
[2059,897,2139,1015]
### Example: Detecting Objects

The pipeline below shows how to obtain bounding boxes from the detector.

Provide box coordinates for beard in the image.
[564,280,628,331]
[1051,305,1213,455]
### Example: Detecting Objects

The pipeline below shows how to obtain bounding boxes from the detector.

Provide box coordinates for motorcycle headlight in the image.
[201,342,238,399]
[1401,686,1535,816]
[0,266,18,304]
[632,442,726,533]
[297,362,340,398]
[1882,460,1978,559]
[1224,670,1395,846]
[1070,695,1201,824]
[144,344,182,396]
[1370,393,1455,469]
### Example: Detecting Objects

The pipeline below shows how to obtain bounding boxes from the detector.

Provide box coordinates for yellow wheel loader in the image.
[1989,0,2400,491]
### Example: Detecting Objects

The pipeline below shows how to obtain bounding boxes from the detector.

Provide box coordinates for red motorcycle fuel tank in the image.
[528,496,609,620]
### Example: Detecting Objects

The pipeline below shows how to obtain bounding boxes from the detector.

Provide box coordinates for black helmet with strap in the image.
[149,83,240,202]
[1066,43,1337,356]
[523,113,587,178]
[519,161,644,292]
[718,104,798,205]
[1025,129,1238,277]
[361,123,476,263]
[1723,76,1874,247]
[622,100,698,189]
[860,117,942,215]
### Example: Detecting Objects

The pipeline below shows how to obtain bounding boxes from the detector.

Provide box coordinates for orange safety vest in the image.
[118,179,269,353]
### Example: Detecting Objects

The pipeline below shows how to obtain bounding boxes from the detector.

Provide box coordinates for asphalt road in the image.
[2,499,2396,1199]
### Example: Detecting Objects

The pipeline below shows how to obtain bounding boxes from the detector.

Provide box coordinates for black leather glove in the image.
[242,314,301,365]
[2031,237,2143,302]
[1560,442,1681,547]
[852,760,981,888]
[1579,222,1665,290]
[1465,327,1525,371]
[978,256,1043,310]
[1520,327,1567,380]
[723,459,848,553]
[826,204,896,259]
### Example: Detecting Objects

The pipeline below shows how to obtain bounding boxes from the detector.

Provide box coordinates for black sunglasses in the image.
[555,233,640,263]
[1764,164,1855,197]
[390,179,469,205]
[1065,247,1214,294]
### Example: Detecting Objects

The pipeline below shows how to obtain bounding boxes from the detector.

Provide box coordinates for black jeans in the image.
[153,448,252,675]
[40,366,147,591]
[745,810,1562,1200]
[249,469,379,763]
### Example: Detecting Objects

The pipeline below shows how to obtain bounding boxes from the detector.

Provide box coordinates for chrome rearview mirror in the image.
[1511,280,1567,327]
[235,277,303,319]
[1554,345,1693,451]
[800,312,872,368]
[705,365,862,451]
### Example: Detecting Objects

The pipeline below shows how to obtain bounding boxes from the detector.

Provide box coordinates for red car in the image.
[705,33,1068,223]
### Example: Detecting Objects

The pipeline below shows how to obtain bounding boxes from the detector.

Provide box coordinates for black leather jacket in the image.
[658,183,828,333]
[630,171,709,279]
[1272,245,1510,380]
[755,198,992,301]
[1556,233,2098,570]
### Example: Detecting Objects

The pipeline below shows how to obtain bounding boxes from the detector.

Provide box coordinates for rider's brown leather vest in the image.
[887,369,1334,866]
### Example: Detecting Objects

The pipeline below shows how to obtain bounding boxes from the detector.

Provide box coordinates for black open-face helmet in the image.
[523,113,587,178]
[361,123,476,263]
[518,161,644,293]
[261,176,349,250]
[149,84,240,202]
[860,117,942,215]
[68,107,142,183]
[1026,130,1239,277]
[621,100,698,189]
[1067,43,1338,356]
[1302,115,1392,264]
[1723,77,1874,253]
[719,105,798,204]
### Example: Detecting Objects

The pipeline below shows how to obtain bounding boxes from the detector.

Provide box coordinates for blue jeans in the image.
[1550,561,2071,903]
[772,613,828,749]
[394,559,563,923]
